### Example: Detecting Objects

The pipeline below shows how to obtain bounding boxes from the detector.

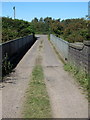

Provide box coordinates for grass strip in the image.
[64,63,90,101]
[23,65,52,118]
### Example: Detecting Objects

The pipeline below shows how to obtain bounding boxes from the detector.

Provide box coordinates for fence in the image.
[50,34,90,74]
[50,34,69,61]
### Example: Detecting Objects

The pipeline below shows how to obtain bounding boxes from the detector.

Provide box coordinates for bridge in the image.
[0,35,89,118]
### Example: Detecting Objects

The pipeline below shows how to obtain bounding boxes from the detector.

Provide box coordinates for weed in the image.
[48,34,50,41]
[64,63,90,101]
[23,65,52,118]
[2,53,12,76]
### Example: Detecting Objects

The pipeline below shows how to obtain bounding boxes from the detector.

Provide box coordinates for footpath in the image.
[0,35,88,118]
[1,38,39,118]
[41,35,88,118]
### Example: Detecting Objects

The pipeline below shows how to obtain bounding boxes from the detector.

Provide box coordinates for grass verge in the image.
[49,37,90,101]
[64,63,90,101]
[23,65,52,118]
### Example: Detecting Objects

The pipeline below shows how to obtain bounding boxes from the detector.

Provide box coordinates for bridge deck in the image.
[1,35,88,118]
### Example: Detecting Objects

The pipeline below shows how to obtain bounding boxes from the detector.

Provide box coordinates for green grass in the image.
[23,65,52,118]
[64,63,90,100]
[48,34,50,41]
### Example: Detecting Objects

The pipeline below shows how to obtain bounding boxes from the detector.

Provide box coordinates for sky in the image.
[1,0,89,2]
[1,1,89,22]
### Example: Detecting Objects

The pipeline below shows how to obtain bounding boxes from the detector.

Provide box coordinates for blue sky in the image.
[2,2,88,22]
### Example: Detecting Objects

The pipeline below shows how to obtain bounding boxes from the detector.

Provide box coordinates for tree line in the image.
[2,17,90,43]
[2,17,33,42]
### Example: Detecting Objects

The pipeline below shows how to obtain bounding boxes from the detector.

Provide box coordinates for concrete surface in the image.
[2,39,39,118]
[0,35,88,118]
[41,35,88,118]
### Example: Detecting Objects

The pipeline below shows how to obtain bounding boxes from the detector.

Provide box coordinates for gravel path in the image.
[0,35,88,118]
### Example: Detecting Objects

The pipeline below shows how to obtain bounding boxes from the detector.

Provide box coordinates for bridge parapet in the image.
[0,35,34,59]
[50,34,90,74]
[69,41,90,74]
[0,35,36,78]
[50,34,69,61]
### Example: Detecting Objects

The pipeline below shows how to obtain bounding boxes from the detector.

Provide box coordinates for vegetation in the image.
[2,17,90,43]
[23,65,52,118]
[64,63,90,100]
[2,17,33,43]
[2,53,12,77]
[29,17,90,42]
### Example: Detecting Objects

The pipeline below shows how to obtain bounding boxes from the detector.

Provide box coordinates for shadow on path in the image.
[2,37,39,82]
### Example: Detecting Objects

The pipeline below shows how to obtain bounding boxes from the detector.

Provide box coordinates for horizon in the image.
[1,16,88,22]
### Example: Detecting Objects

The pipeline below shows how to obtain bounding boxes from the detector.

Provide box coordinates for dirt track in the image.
[0,35,88,118]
